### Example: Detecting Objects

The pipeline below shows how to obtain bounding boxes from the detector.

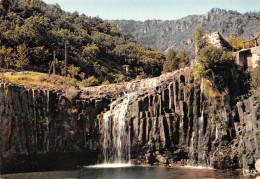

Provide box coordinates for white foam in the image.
[182,165,214,170]
[85,163,133,168]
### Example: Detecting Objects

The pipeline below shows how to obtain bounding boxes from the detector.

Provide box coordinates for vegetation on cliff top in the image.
[0,0,169,85]
[0,69,81,89]
[193,25,252,103]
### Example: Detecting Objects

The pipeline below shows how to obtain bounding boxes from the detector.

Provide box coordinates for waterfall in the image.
[198,79,205,165]
[102,93,134,164]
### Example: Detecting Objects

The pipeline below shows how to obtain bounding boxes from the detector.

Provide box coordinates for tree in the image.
[79,72,85,80]
[193,24,208,58]
[0,46,15,69]
[82,76,99,87]
[114,74,125,83]
[177,49,190,68]
[0,0,10,17]
[0,0,166,84]
[162,49,190,73]
[227,33,244,50]
[162,48,179,73]
[251,60,260,89]
[15,43,29,70]
[82,44,100,61]
[68,64,80,78]
[136,71,148,80]
[195,45,235,93]
[141,50,164,77]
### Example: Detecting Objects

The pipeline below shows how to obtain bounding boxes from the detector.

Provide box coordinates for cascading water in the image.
[102,93,135,165]
[198,79,205,165]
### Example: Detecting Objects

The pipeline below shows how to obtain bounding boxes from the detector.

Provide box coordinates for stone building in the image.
[206,32,260,69]
[206,32,234,51]
[234,45,260,69]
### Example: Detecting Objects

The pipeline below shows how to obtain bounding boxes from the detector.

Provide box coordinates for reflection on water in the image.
[2,166,252,179]
[86,163,133,168]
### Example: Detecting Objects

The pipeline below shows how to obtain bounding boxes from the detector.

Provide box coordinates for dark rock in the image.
[0,67,259,174]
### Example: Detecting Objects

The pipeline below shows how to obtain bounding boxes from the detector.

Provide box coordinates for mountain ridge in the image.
[110,8,260,55]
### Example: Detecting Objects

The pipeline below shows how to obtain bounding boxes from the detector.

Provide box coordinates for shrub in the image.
[82,76,99,87]
[136,71,148,80]
[101,80,110,85]
[194,44,250,104]
[114,74,125,83]
[251,60,260,89]
[68,64,80,79]
[227,33,244,50]
[195,45,234,93]
[162,49,190,73]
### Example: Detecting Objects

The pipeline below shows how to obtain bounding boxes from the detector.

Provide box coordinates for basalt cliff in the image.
[0,68,259,174]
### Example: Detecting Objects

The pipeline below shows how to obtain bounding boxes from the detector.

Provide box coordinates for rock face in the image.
[0,68,259,174]
[110,8,260,55]
[0,83,112,173]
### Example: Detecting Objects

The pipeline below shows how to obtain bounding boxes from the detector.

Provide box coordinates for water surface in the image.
[2,165,252,179]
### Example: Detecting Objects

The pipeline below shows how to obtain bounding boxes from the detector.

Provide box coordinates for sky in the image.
[43,0,260,21]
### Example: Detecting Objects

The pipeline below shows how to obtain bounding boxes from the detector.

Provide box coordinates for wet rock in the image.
[1,68,259,174]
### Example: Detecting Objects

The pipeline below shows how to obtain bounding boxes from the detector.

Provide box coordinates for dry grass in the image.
[0,70,83,89]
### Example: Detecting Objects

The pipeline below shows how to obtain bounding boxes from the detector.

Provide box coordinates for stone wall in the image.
[234,46,260,69]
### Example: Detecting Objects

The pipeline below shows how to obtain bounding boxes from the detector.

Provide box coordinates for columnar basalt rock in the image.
[0,83,111,173]
[0,67,259,174]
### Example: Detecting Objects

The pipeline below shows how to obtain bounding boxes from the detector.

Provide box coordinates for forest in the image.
[0,0,188,86]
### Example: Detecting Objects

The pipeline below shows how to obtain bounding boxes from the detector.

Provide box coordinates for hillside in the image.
[0,0,165,85]
[111,8,260,56]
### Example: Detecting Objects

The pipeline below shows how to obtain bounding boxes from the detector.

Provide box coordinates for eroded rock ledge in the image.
[0,67,259,174]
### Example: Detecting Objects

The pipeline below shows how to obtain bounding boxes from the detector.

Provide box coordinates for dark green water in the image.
[2,166,253,179]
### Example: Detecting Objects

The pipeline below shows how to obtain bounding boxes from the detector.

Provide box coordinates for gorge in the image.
[1,67,259,175]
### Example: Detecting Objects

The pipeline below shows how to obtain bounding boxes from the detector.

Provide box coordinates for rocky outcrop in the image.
[0,83,112,173]
[0,68,259,174]
[125,69,259,172]
[233,96,260,174]
[110,8,260,55]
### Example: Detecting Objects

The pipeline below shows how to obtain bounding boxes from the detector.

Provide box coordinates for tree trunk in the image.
[48,61,52,77]
[53,50,56,75]
[65,41,68,76]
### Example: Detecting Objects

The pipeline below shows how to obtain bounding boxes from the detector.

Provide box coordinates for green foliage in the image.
[193,24,208,57]
[0,45,15,68]
[114,74,125,83]
[177,49,190,68]
[227,33,244,50]
[195,45,250,102]
[196,45,235,92]
[0,0,165,85]
[16,43,29,70]
[162,48,190,73]
[82,44,99,61]
[136,71,148,80]
[163,48,178,73]
[82,76,99,87]
[68,64,80,78]
[251,60,260,89]
[101,80,110,85]
[79,72,85,80]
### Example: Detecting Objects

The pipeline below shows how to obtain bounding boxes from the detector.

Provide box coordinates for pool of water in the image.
[2,165,252,179]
